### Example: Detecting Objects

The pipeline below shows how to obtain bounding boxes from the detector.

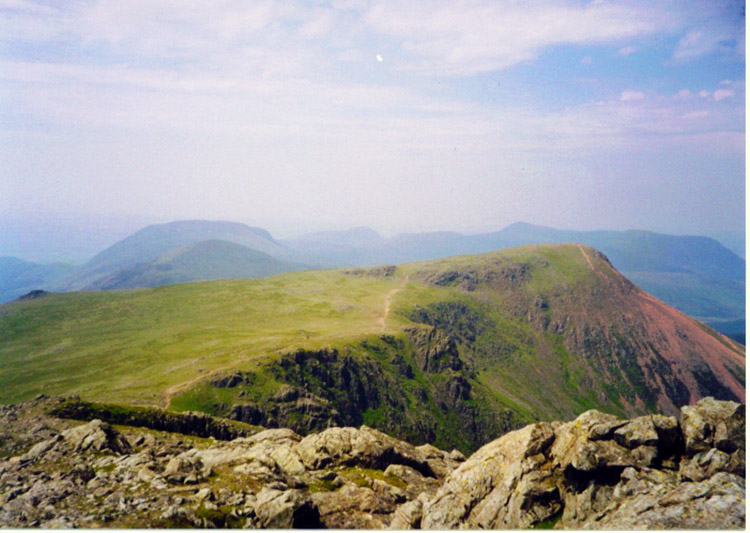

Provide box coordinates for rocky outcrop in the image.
[50,397,256,440]
[230,385,344,432]
[0,396,743,529]
[419,397,745,529]
[403,325,462,373]
[294,426,438,476]
[0,397,463,529]
[189,335,528,455]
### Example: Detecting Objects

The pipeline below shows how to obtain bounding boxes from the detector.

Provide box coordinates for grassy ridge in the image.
[0,269,407,405]
[0,244,632,413]
[1,243,741,453]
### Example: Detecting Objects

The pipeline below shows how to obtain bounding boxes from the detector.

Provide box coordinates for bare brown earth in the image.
[377,276,408,331]
[567,245,744,414]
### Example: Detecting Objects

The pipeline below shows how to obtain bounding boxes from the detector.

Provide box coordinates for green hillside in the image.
[0,244,743,453]
[85,239,305,290]
[0,268,398,405]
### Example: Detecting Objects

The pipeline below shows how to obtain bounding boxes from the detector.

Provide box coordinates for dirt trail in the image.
[378,277,408,332]
[576,243,611,281]
[577,243,596,271]
[162,276,410,408]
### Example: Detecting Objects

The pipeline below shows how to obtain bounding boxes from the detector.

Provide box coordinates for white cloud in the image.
[364,1,676,75]
[620,90,645,102]
[0,1,744,235]
[674,30,712,60]
[671,2,744,61]
[713,89,735,101]
[0,0,736,80]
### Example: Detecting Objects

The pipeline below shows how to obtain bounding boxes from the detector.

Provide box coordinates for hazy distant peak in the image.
[502,221,547,231]
[51,219,293,291]
[498,221,560,238]
[133,220,276,242]
[345,226,384,239]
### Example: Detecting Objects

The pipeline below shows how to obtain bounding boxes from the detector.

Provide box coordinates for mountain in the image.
[283,223,745,342]
[1,244,743,453]
[84,240,307,290]
[53,220,295,290]
[476,222,744,281]
[0,256,74,304]
[473,222,746,341]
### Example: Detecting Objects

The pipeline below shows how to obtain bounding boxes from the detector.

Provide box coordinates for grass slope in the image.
[0,244,744,451]
[0,269,403,406]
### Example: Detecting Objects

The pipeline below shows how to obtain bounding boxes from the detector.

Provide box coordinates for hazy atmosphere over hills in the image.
[0,1,744,529]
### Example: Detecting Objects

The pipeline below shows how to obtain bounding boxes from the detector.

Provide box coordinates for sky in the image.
[0,0,745,244]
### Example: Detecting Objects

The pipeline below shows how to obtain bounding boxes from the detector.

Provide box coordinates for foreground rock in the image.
[0,396,744,529]
[420,397,745,529]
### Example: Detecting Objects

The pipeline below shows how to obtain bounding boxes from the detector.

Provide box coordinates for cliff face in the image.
[168,246,745,457]
[405,245,745,421]
[0,396,744,529]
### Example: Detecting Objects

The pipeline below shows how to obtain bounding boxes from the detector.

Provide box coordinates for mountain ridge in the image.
[3,219,743,344]
[283,222,745,341]
[1,243,742,454]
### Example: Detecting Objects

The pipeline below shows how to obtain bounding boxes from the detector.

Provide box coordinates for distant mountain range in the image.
[1,219,744,342]
[52,220,297,291]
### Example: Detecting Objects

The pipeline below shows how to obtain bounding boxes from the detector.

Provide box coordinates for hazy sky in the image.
[1,0,745,238]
